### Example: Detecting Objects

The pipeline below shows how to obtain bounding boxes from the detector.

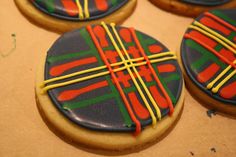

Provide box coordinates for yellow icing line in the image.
[207,60,236,92]
[110,23,162,121]
[150,56,176,63]
[41,56,176,93]
[41,52,175,87]
[212,70,236,93]
[84,0,90,19]
[206,65,231,89]
[101,22,159,126]
[75,0,84,19]
[194,21,236,53]
[189,25,236,54]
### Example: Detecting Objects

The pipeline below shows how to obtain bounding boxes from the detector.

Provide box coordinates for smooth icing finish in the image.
[181,9,236,105]
[41,23,183,134]
[181,0,231,6]
[31,0,129,21]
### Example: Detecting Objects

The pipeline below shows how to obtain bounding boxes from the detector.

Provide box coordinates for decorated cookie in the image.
[149,0,236,17]
[14,0,137,33]
[35,22,184,150]
[180,9,236,115]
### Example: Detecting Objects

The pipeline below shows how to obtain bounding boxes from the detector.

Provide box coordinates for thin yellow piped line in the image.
[192,21,236,54]
[41,52,175,87]
[84,0,90,19]
[102,21,160,126]
[75,0,84,19]
[206,65,231,89]
[212,70,236,93]
[110,22,162,122]
[207,60,236,92]
[41,56,175,94]
[189,24,236,54]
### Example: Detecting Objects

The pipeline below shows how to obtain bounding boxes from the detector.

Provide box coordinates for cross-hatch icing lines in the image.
[207,60,236,93]
[40,51,176,93]
[40,23,177,134]
[186,13,236,93]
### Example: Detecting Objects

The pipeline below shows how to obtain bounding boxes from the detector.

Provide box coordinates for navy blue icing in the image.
[31,0,129,21]
[181,0,231,6]
[44,26,183,132]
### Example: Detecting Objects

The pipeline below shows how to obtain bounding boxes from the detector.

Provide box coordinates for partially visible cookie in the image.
[180,9,236,116]
[35,22,185,151]
[149,0,236,17]
[14,0,137,33]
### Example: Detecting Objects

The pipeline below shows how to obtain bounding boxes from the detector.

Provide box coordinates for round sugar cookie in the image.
[14,0,137,33]
[180,9,236,116]
[149,0,236,17]
[35,22,185,151]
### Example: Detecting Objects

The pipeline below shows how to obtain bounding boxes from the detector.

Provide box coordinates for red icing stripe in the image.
[200,17,231,36]
[120,28,132,43]
[189,30,218,48]
[185,34,236,70]
[149,86,168,108]
[148,45,163,54]
[50,57,97,77]
[87,25,141,135]
[116,71,131,87]
[58,81,108,101]
[93,25,109,47]
[220,81,236,99]
[128,92,150,119]
[95,0,108,11]
[61,0,78,16]
[205,12,236,32]
[219,48,236,62]
[197,63,220,83]
[129,28,174,115]
[157,64,176,73]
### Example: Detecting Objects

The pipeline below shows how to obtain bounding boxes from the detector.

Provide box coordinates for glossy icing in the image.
[181,9,236,105]
[42,23,183,134]
[181,0,231,6]
[31,0,129,21]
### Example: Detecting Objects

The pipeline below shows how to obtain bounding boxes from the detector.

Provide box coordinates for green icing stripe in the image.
[123,81,157,94]
[228,31,236,41]
[186,39,226,68]
[153,66,177,103]
[80,29,97,51]
[107,79,132,125]
[111,0,118,6]
[136,32,177,103]
[191,57,209,70]
[190,29,235,69]
[211,10,236,26]
[36,0,55,13]
[47,50,93,63]
[85,29,132,125]
[215,44,223,52]
[164,74,180,83]
[48,31,157,64]
[63,94,114,110]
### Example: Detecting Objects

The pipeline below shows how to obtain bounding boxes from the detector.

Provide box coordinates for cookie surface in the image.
[36,23,184,150]
[14,0,137,33]
[180,9,236,115]
[149,0,236,17]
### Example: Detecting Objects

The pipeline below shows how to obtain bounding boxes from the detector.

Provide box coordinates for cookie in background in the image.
[179,9,236,116]
[14,0,137,33]
[149,0,236,17]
